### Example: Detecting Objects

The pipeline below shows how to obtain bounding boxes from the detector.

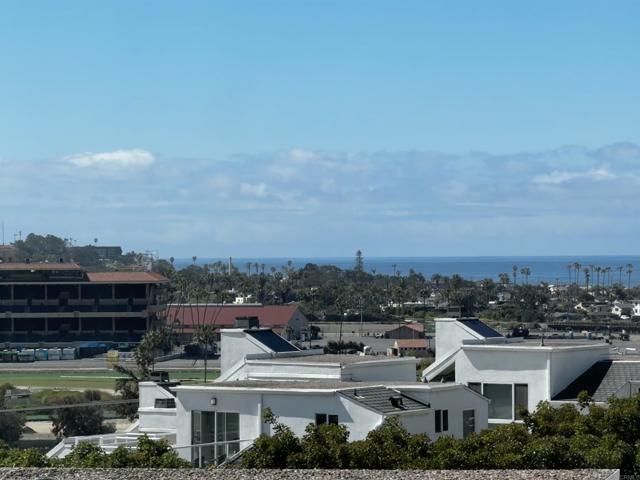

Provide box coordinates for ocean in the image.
[172,256,640,286]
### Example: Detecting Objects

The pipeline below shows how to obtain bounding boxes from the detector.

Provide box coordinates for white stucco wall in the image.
[174,387,386,461]
[241,361,342,381]
[454,344,608,419]
[220,330,271,375]
[435,319,480,361]
[342,360,417,382]
[138,382,177,433]
[402,385,489,438]
[174,383,488,462]
[455,346,551,415]
[548,345,609,397]
[226,358,416,383]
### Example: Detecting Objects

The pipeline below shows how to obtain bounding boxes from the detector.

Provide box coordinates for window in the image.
[154,398,176,409]
[468,382,481,394]
[514,384,528,420]
[191,411,239,466]
[316,413,338,425]
[483,383,513,420]
[435,409,448,433]
[463,409,475,438]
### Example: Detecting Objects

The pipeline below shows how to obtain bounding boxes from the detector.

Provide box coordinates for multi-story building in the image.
[0,262,168,343]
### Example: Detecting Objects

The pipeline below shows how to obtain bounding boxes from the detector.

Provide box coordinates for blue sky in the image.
[1,1,639,257]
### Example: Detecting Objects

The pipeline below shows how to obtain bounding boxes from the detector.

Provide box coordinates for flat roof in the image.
[257,354,412,365]
[0,262,82,271]
[86,271,168,284]
[177,379,452,391]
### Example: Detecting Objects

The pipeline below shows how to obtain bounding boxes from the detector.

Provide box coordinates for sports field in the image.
[0,370,218,390]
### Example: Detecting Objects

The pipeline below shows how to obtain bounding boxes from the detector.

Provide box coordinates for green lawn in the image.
[0,370,218,390]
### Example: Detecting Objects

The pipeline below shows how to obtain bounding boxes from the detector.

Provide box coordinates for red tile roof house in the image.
[164,304,310,341]
[384,323,425,339]
[394,339,431,358]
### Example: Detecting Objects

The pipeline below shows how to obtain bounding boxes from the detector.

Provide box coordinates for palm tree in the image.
[499,273,510,286]
[193,324,217,382]
[566,264,573,285]
[192,255,197,265]
[573,262,581,285]
[583,267,590,290]
[246,262,252,275]
[512,265,518,285]
[627,264,634,289]
[392,264,397,276]
[169,256,175,266]
[520,267,531,284]
[618,266,624,285]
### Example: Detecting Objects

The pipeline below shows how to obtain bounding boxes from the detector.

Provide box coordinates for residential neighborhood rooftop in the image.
[553,360,640,402]
[339,386,431,414]
[457,318,503,338]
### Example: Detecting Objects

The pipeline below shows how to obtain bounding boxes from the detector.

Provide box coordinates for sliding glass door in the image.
[191,411,240,466]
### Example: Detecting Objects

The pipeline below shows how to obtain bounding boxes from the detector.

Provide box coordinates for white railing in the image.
[50,433,254,467]
[48,431,176,458]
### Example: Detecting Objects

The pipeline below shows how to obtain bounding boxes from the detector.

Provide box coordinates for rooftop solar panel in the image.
[245,329,300,353]
[457,319,503,338]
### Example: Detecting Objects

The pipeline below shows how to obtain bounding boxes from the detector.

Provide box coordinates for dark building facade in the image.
[0,262,168,343]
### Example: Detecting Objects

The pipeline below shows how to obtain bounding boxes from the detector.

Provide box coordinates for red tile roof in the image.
[86,272,169,283]
[0,262,82,271]
[395,339,429,349]
[389,323,424,333]
[165,304,301,330]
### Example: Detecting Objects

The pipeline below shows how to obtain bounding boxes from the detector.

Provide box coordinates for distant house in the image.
[0,245,20,263]
[384,323,425,339]
[611,301,633,318]
[631,300,640,318]
[165,304,309,341]
[94,246,123,260]
[393,339,431,358]
[574,301,610,316]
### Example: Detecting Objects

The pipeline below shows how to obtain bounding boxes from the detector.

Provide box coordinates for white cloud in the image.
[532,166,616,185]
[240,182,268,197]
[65,149,155,168]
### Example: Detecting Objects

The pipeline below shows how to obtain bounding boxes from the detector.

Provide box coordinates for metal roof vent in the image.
[389,395,404,408]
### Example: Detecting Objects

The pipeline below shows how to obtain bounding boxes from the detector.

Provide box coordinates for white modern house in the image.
[173,326,488,465]
[175,379,488,466]
[423,318,611,426]
[48,324,489,465]
[632,300,640,318]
